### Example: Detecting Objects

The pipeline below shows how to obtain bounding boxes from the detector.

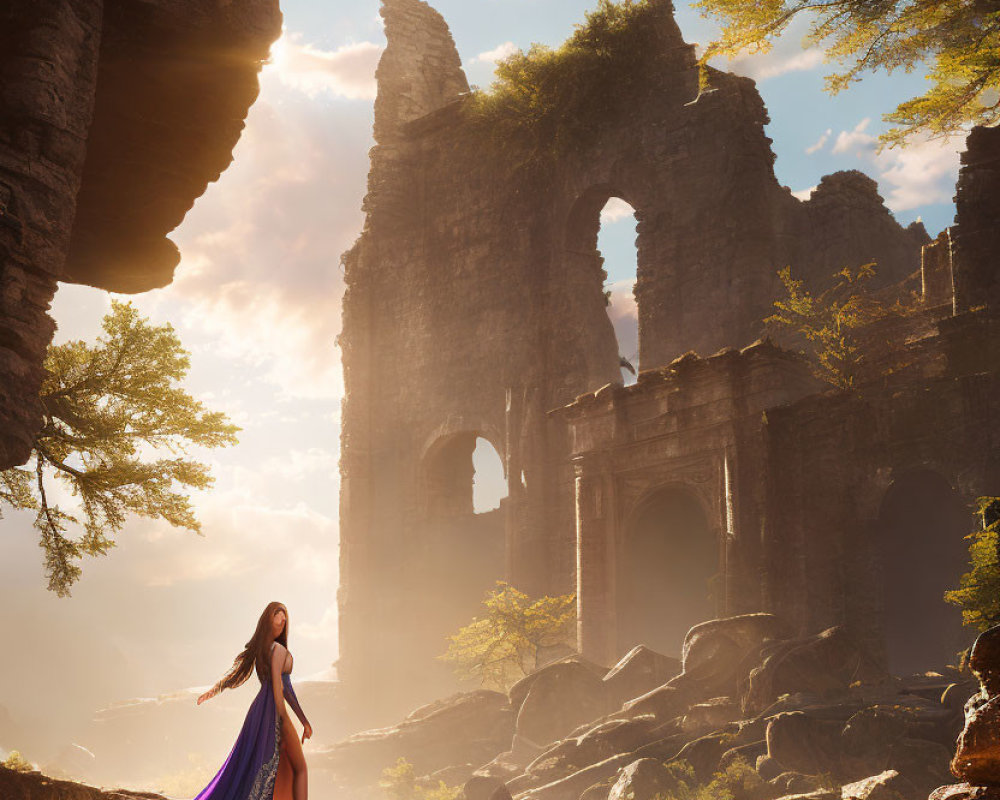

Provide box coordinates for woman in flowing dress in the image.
[193,601,312,800]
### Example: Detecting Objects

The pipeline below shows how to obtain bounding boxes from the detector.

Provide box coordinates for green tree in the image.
[440,581,577,691]
[763,262,919,389]
[0,300,239,597]
[693,0,1000,146]
[945,496,1000,632]
[379,758,462,800]
[1,750,34,773]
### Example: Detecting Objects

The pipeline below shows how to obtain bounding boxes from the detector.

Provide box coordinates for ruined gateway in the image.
[337,0,1000,719]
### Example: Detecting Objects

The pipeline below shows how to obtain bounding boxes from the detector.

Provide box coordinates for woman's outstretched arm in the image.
[197,677,226,705]
[271,643,289,721]
[283,680,311,729]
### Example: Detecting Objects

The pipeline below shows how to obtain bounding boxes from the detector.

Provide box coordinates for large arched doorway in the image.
[617,487,719,657]
[875,468,974,674]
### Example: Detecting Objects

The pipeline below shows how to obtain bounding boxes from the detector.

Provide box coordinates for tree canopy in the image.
[945,496,1000,632]
[0,300,239,596]
[763,262,920,389]
[694,0,1000,146]
[440,581,577,691]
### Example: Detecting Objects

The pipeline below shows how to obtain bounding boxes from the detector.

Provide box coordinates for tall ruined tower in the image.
[337,0,929,716]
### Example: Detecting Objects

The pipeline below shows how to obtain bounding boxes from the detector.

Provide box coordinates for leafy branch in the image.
[0,300,240,596]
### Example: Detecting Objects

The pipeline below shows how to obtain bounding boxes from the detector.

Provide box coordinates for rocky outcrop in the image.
[0,764,166,800]
[323,617,973,800]
[953,126,1000,313]
[315,690,514,789]
[945,625,1000,787]
[0,0,281,470]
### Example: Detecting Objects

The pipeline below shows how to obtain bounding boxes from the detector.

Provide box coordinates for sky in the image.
[0,0,969,787]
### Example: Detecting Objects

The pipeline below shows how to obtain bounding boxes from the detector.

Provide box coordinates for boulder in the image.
[316,690,513,785]
[514,660,609,746]
[882,738,953,796]
[621,683,694,722]
[462,774,513,800]
[840,707,907,763]
[757,755,784,781]
[572,715,662,766]
[682,697,742,733]
[766,712,843,775]
[681,614,793,699]
[840,770,915,800]
[0,764,165,799]
[774,792,839,800]
[770,771,833,795]
[930,784,1000,800]
[743,627,887,714]
[952,625,1000,785]
[608,758,679,800]
[719,740,767,772]
[516,752,637,800]
[673,731,736,781]
[509,656,607,715]
[603,646,681,707]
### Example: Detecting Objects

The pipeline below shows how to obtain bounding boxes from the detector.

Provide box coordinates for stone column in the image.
[576,455,616,665]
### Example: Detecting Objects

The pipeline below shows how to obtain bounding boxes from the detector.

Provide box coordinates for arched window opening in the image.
[473,437,507,513]
[426,433,508,518]
[876,468,974,674]
[617,487,718,658]
[598,197,639,386]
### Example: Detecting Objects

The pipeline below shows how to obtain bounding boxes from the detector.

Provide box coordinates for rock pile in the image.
[930,624,1000,800]
[317,614,977,800]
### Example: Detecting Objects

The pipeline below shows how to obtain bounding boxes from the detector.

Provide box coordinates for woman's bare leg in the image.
[274,745,292,800]
[281,715,307,800]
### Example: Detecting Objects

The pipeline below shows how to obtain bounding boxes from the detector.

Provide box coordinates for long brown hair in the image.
[215,601,289,692]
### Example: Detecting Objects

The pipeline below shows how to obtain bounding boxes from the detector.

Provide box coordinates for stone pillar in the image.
[922,230,956,311]
[953,126,1000,313]
[576,456,616,665]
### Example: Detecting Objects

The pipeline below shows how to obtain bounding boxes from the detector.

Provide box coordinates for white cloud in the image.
[601,197,636,224]
[605,278,638,364]
[723,46,824,82]
[805,129,832,155]
[874,136,963,212]
[832,117,876,156]
[792,185,817,201]
[134,58,376,401]
[469,41,518,66]
[266,32,382,100]
[829,118,964,213]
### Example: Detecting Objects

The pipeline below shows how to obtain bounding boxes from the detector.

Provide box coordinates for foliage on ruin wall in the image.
[945,496,1000,633]
[464,0,666,163]
[764,262,922,389]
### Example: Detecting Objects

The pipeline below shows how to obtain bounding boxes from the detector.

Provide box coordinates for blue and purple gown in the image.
[193,651,309,800]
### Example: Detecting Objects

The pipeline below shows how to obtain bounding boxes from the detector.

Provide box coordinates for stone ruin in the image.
[0,0,282,469]
[337,0,1000,723]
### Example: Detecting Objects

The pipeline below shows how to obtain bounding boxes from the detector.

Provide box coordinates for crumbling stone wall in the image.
[762,340,1000,673]
[0,0,281,469]
[338,0,932,716]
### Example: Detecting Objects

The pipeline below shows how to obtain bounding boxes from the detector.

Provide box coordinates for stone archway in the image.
[617,485,719,658]
[875,468,975,674]
[417,430,508,665]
